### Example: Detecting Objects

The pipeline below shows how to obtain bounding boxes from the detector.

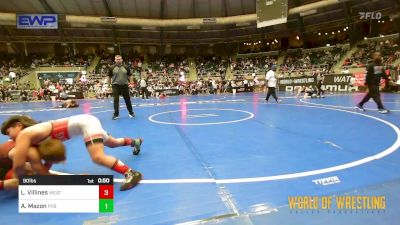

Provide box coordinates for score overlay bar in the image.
[19,175,114,213]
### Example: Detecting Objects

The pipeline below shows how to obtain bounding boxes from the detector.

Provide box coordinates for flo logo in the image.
[359,12,382,20]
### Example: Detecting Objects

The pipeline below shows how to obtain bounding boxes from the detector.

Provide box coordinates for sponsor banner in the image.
[155,89,180,96]
[67,92,84,99]
[278,74,358,92]
[100,17,117,23]
[203,18,216,24]
[353,72,365,86]
[353,72,387,86]
[37,72,79,86]
[17,14,58,29]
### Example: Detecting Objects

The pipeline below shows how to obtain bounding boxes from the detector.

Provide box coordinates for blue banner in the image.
[17,14,58,29]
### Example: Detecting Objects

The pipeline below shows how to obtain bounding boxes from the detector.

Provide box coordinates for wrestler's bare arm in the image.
[12,132,33,177]
[27,147,51,175]
[12,122,52,177]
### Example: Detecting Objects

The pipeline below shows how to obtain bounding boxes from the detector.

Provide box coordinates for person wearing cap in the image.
[2,114,143,191]
[265,65,279,103]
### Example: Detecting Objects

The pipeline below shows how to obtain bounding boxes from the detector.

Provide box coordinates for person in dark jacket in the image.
[356,52,390,114]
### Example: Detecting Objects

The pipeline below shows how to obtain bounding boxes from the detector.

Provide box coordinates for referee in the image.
[108,55,135,120]
[265,65,279,103]
[356,51,389,114]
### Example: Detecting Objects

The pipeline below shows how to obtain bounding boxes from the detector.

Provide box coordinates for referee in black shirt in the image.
[356,51,389,114]
[108,55,135,120]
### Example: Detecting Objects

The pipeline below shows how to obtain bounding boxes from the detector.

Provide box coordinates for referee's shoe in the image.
[355,104,365,112]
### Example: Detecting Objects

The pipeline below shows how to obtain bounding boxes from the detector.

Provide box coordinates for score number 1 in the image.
[99,185,114,213]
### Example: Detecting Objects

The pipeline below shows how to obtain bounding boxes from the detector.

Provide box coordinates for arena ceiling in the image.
[0,0,399,45]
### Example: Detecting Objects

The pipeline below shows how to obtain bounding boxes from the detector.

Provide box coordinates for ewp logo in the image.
[17,14,58,29]
[359,12,382,20]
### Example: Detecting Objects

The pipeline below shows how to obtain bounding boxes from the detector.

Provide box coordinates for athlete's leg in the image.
[86,142,142,191]
[0,179,18,191]
[104,136,143,155]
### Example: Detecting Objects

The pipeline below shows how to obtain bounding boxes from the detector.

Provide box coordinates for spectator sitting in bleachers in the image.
[196,55,228,78]
[343,39,399,69]
[231,55,277,78]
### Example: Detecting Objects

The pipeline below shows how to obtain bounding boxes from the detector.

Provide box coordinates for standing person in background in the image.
[230,80,237,95]
[179,70,185,85]
[8,71,16,83]
[265,65,279,103]
[32,89,38,101]
[139,76,148,99]
[243,79,249,92]
[0,87,5,102]
[356,52,390,113]
[108,55,135,120]
[5,88,11,102]
[212,79,217,94]
[253,74,260,92]
[315,70,325,97]
[396,66,400,92]
[20,90,28,101]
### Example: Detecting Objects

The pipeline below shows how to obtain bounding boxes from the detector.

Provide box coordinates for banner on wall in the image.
[353,71,387,86]
[37,72,79,86]
[17,14,58,29]
[352,72,365,86]
[278,74,358,92]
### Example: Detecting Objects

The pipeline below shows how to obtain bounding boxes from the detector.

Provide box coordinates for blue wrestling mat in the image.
[0,92,399,225]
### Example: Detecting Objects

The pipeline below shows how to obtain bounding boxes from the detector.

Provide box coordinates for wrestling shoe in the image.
[120,170,142,191]
[132,138,143,155]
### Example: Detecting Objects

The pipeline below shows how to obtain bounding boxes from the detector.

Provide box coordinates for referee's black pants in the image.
[112,84,133,117]
[317,82,325,96]
[358,85,385,109]
[266,87,278,102]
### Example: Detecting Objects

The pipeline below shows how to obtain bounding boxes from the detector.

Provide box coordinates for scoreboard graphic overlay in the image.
[18,175,114,213]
